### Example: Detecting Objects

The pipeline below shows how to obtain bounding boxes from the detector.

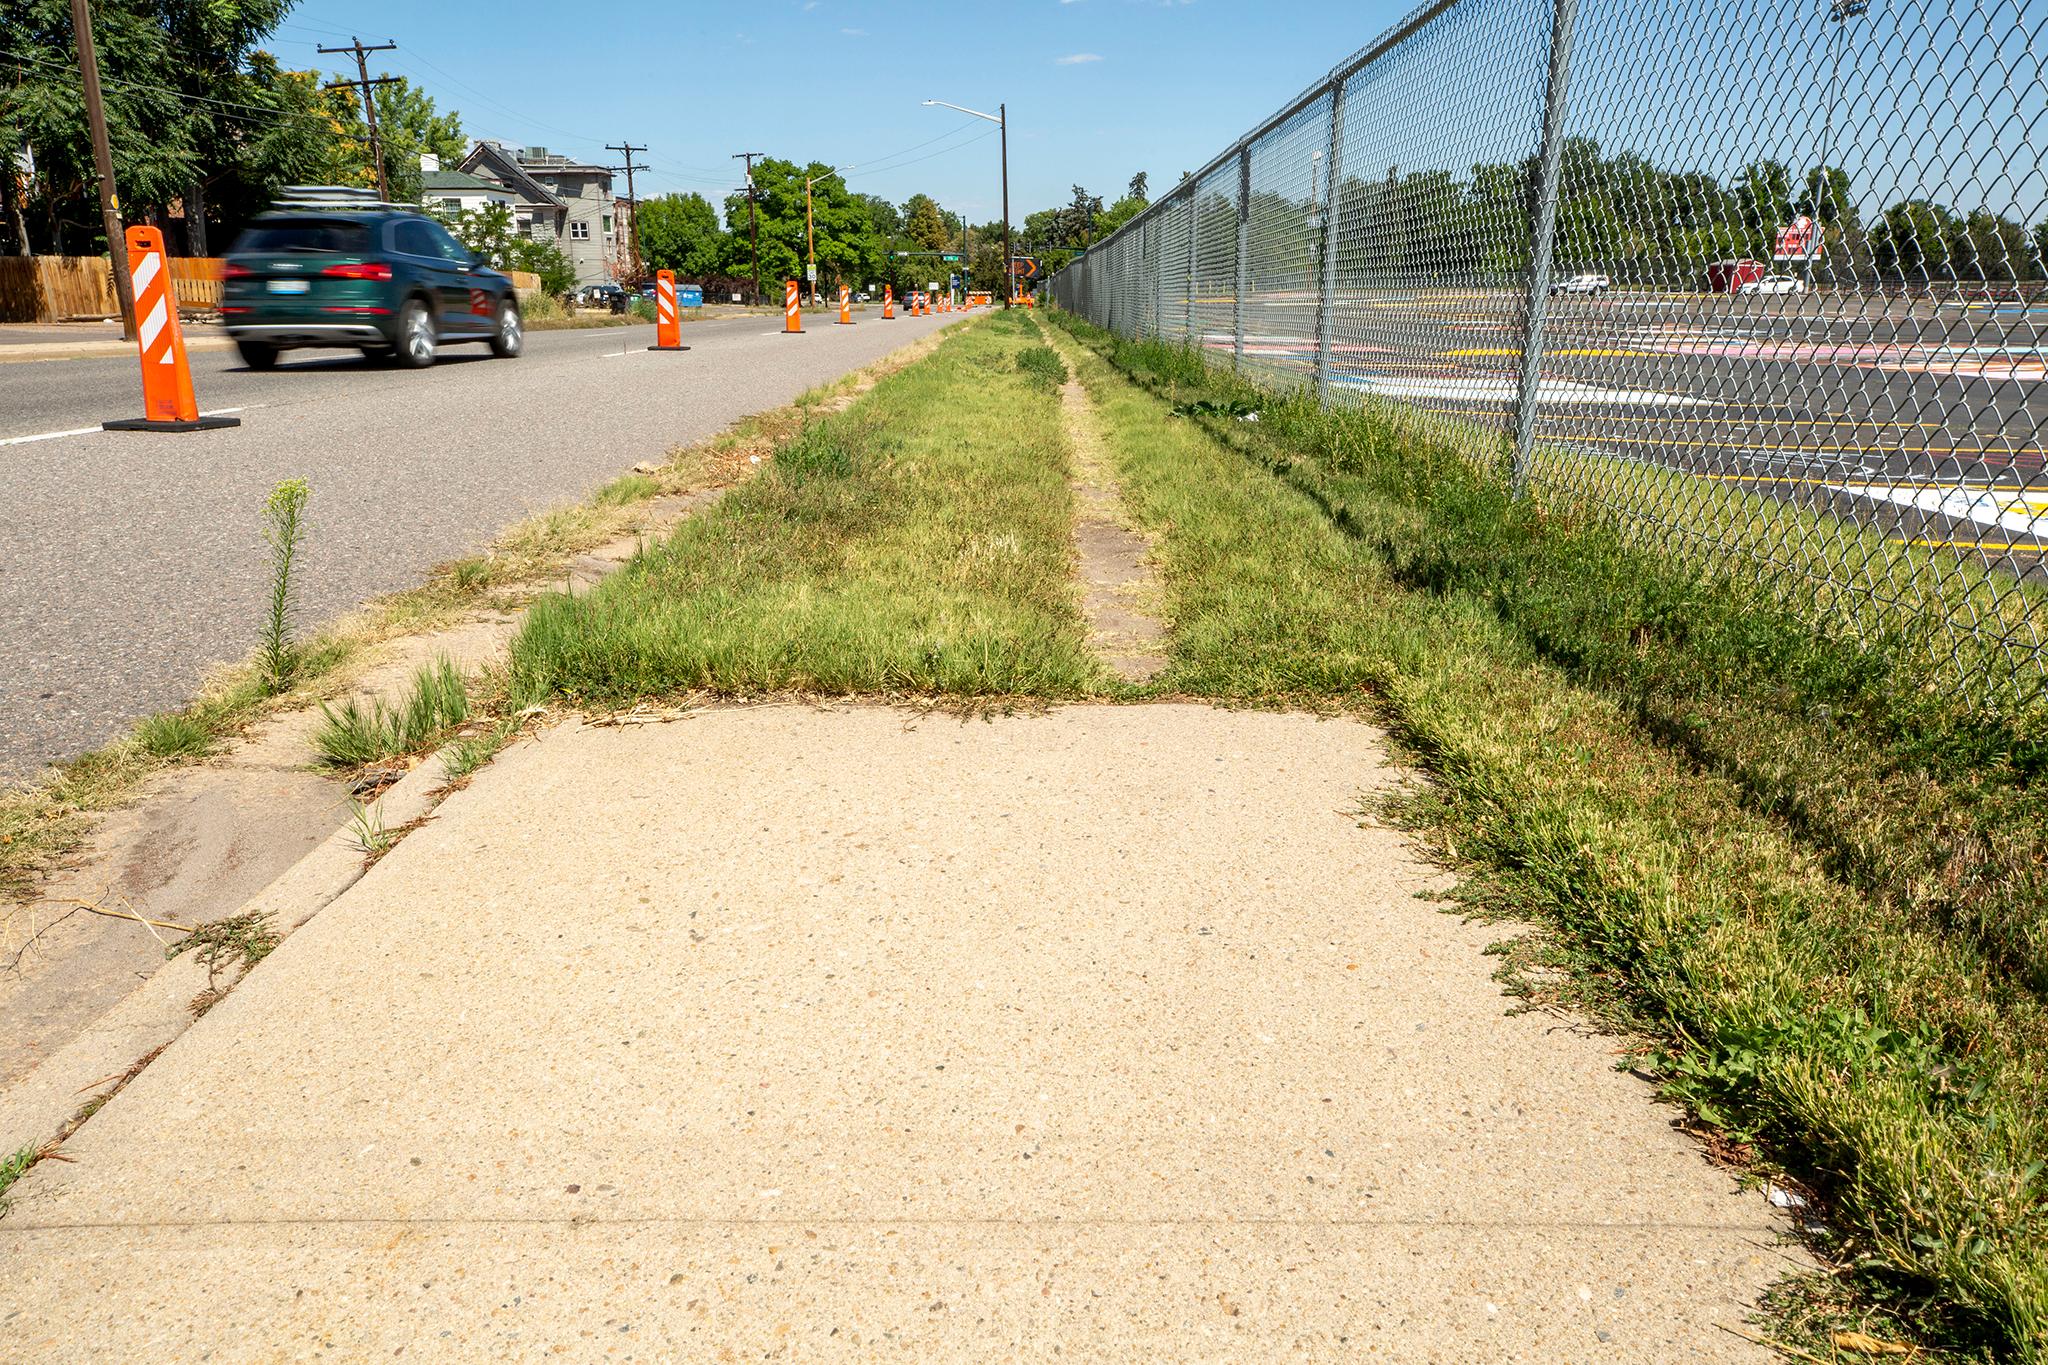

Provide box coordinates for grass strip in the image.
[509,312,1099,702]
[1047,311,2048,1362]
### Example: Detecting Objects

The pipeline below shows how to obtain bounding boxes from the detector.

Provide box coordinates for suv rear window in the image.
[232,219,373,254]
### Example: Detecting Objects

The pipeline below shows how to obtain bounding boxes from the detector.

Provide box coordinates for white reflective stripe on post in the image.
[137,296,168,354]
[130,250,161,295]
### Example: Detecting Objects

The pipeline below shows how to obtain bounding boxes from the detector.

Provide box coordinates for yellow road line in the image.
[1909,539,2048,551]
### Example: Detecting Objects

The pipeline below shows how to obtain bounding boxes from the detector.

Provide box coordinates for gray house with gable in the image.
[457,141,617,288]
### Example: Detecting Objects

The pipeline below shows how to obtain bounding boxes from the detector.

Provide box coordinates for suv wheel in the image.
[236,340,278,370]
[490,299,523,358]
[396,297,437,369]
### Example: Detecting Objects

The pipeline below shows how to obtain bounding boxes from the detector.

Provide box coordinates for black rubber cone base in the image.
[103,415,241,433]
[648,343,692,352]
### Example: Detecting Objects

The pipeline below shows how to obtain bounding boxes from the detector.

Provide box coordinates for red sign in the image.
[1773,215,1822,260]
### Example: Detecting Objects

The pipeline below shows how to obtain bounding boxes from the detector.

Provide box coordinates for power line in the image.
[607,141,649,280]
[318,37,400,200]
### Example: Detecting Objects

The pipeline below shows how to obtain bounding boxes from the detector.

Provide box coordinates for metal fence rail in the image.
[1051,0,2048,705]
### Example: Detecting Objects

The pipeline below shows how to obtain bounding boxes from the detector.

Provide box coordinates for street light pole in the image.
[922,99,1011,307]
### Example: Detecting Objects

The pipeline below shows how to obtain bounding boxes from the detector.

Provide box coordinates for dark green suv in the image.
[222,189,522,370]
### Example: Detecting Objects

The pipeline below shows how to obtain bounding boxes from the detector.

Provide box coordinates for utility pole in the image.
[320,38,400,201]
[805,175,819,305]
[734,152,764,307]
[69,0,132,337]
[606,141,648,282]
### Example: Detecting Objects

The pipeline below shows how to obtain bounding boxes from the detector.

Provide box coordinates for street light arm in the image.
[923,98,1002,126]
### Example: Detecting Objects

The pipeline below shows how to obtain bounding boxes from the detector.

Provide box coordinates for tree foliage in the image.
[636,191,722,278]
[0,1,461,255]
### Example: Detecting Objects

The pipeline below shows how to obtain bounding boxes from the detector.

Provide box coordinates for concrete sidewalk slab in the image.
[0,705,1791,1360]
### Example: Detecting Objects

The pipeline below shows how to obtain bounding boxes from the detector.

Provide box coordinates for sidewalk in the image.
[0,704,1788,1360]
[0,319,232,363]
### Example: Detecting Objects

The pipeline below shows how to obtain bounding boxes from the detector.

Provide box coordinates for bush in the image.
[1016,344,1068,389]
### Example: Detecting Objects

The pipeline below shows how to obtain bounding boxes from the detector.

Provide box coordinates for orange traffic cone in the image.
[837,285,853,325]
[649,269,689,352]
[882,285,895,319]
[105,226,239,433]
[784,279,803,334]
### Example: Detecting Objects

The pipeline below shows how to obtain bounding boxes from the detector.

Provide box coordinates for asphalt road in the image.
[1194,289,2048,567]
[0,308,955,782]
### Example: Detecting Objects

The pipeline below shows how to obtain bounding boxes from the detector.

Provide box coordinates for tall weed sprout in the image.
[259,479,310,695]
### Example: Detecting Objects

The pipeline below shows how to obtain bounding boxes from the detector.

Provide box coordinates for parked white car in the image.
[1738,274,1807,296]
[1549,272,1610,296]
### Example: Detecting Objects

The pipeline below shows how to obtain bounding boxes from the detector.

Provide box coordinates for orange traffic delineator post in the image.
[649,270,690,352]
[837,285,853,325]
[783,279,803,334]
[105,226,239,433]
[882,285,895,319]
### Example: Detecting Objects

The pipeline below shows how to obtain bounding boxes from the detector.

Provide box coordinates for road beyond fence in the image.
[1051,0,2048,705]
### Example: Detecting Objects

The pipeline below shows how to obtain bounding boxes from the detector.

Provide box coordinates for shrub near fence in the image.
[0,256,225,323]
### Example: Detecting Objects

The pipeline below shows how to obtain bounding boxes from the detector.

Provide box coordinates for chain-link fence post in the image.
[1510,0,1580,497]
[1152,216,1165,340]
[1313,78,1346,403]
[1233,147,1251,371]
[1183,193,1196,344]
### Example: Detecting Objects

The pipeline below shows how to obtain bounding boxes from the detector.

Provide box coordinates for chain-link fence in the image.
[1051,0,2048,706]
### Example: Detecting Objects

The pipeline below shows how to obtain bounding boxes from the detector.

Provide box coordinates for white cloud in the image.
[841,26,866,34]
[1056,52,1103,64]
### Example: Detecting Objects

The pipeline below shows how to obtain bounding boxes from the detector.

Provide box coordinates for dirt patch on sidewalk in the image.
[1056,369,1168,682]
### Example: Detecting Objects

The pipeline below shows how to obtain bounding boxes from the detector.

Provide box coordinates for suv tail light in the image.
[223,262,252,279]
[321,261,393,281]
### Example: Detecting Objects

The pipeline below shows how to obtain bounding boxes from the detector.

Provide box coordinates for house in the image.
[419,153,515,219]
[456,141,617,287]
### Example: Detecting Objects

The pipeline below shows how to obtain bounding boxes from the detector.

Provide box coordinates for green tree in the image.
[322,74,462,204]
[1734,159,1795,250]
[1097,193,1147,237]
[636,192,723,277]
[1870,200,1960,279]
[0,0,198,252]
[715,158,888,294]
[902,192,949,250]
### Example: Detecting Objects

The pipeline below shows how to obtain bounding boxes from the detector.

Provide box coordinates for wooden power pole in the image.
[605,142,648,281]
[320,38,400,200]
[70,0,133,337]
[733,151,764,307]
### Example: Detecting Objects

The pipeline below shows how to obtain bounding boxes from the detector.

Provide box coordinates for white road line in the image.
[1,406,247,446]
[0,424,101,447]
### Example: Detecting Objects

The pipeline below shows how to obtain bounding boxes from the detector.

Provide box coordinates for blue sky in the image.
[273,0,1409,223]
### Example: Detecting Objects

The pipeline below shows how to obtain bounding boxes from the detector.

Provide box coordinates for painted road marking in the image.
[1835,483,2048,537]
[1440,347,1656,358]
[0,423,103,447]
[1910,539,2048,551]
[1336,375,1711,406]
[3,405,248,446]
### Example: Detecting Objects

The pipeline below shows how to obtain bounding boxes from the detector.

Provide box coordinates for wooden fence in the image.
[0,255,224,323]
